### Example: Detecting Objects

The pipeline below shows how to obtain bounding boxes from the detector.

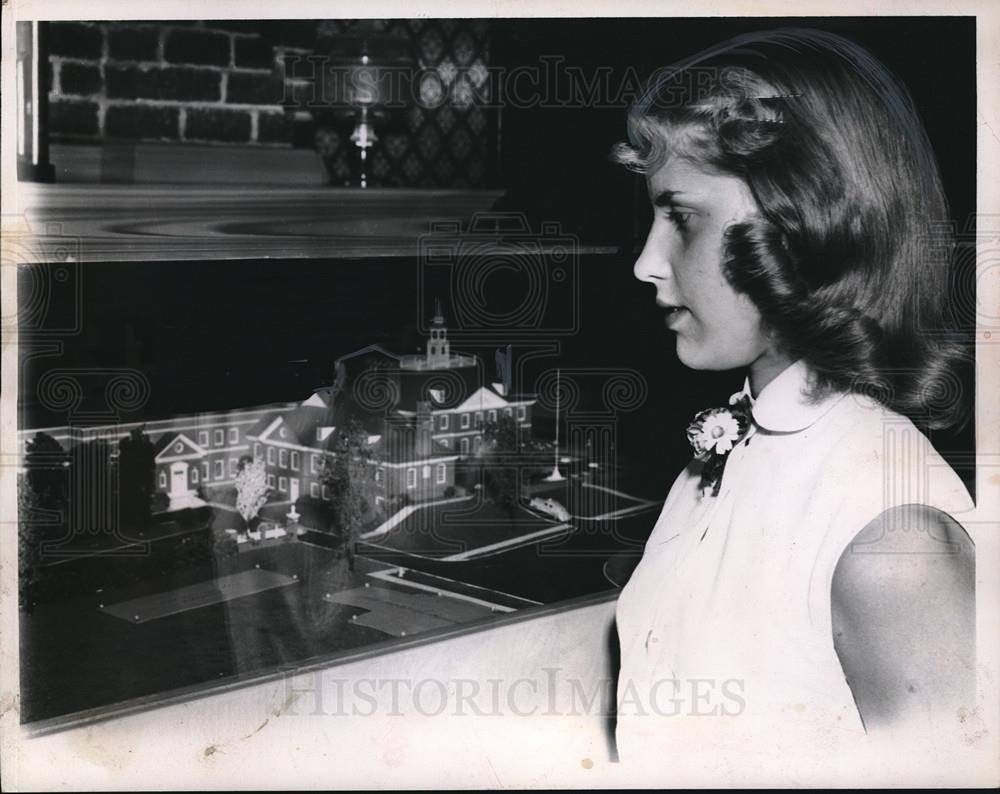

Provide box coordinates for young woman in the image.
[611,28,976,772]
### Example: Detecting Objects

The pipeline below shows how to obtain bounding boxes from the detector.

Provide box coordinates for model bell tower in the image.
[426,299,451,368]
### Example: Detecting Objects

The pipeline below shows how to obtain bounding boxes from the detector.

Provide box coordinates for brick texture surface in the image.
[49,22,103,59]
[107,27,161,62]
[258,111,293,143]
[50,99,100,136]
[226,71,284,105]
[233,37,276,69]
[59,62,102,96]
[107,66,221,102]
[106,105,179,139]
[47,21,289,146]
[164,29,231,67]
[184,107,252,142]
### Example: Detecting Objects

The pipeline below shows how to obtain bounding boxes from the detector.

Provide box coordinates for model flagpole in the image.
[544,367,565,482]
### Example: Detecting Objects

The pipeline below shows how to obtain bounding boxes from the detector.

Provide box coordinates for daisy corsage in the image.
[686,391,754,497]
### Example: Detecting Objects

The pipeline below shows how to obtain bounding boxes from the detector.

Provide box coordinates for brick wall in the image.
[45,19,497,186]
[47,20,316,146]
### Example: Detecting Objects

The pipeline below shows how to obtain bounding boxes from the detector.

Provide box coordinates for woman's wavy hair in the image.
[613,28,969,430]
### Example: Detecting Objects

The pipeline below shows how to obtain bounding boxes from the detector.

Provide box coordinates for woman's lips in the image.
[663,306,689,330]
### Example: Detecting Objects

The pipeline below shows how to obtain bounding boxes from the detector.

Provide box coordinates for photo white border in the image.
[2,1,997,788]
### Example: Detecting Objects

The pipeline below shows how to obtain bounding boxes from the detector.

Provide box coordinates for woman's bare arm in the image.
[831,504,975,732]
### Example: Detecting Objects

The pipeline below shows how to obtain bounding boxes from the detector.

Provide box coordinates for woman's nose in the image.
[633,228,670,284]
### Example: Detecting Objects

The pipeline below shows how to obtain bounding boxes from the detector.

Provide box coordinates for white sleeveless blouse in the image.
[614,360,974,773]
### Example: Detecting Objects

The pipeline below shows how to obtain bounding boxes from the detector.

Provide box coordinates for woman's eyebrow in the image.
[651,188,693,207]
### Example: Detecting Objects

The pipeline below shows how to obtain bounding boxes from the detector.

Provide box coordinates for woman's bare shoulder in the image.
[831,505,975,732]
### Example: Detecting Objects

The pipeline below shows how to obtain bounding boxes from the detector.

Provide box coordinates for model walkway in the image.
[100,569,297,623]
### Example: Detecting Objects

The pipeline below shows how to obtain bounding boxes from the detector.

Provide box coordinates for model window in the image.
[488,410,497,422]
[279,476,287,493]
[191,467,199,484]
[202,462,209,481]
[198,431,209,447]
[267,474,276,487]
[517,406,526,421]
[440,415,449,430]
[406,468,416,488]
[158,472,167,488]
[311,483,319,498]
[229,428,239,444]
[291,451,300,470]
[280,449,288,468]
[254,442,262,459]
[437,464,446,484]
[461,413,470,429]
[215,460,224,478]
[267,447,275,465]
[229,458,238,476]
[214,429,224,446]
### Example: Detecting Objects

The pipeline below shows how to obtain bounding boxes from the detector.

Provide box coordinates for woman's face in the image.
[633,155,789,390]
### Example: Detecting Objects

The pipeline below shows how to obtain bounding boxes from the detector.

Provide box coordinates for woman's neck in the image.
[748,351,795,398]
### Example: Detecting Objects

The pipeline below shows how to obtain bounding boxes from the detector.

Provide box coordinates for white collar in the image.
[737,360,845,433]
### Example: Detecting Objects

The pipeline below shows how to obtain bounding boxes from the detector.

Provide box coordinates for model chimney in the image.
[416,401,432,457]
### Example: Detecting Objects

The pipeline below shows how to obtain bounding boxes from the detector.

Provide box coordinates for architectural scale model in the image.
[20,307,535,514]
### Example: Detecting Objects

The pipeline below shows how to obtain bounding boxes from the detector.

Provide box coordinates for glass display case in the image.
[12,17,977,742]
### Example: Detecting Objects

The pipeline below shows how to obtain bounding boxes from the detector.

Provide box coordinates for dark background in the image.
[492,16,976,246]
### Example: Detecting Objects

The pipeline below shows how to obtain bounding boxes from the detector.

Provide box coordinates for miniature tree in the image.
[118,427,156,533]
[24,431,68,502]
[234,457,270,540]
[22,433,69,575]
[482,413,524,516]
[321,419,378,571]
[18,475,42,612]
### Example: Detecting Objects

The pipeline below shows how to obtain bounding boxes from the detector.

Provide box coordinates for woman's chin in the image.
[674,338,714,370]
[675,340,747,372]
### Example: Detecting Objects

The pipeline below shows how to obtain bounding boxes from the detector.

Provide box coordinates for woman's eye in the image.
[667,209,693,229]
